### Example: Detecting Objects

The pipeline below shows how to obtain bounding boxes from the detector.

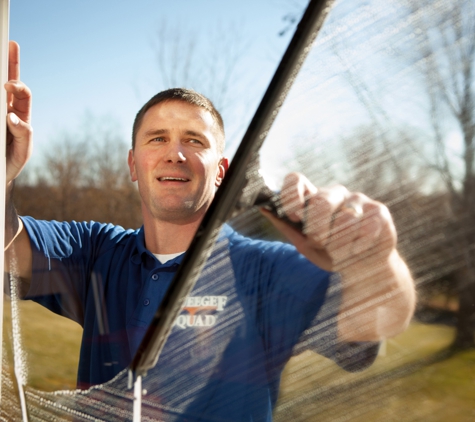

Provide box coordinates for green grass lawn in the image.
[3,299,82,391]
[3,300,475,420]
[276,322,475,421]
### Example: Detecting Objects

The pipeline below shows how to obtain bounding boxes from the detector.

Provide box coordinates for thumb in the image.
[7,112,25,139]
[6,112,33,182]
[260,207,334,271]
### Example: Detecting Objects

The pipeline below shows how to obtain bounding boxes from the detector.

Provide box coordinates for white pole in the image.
[133,375,142,422]
[0,0,10,403]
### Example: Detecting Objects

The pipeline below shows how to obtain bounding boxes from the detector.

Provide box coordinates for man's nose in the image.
[165,142,186,163]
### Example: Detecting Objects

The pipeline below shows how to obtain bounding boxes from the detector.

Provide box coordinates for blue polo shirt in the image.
[22,217,377,421]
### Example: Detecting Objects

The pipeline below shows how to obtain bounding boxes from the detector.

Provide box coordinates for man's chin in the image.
[153,204,204,224]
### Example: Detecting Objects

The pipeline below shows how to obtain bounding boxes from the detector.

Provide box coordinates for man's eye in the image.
[189,139,203,145]
[151,137,165,143]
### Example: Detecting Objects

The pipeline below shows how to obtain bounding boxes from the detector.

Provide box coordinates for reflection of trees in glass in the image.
[300,0,475,350]
[404,0,475,349]
[338,127,460,323]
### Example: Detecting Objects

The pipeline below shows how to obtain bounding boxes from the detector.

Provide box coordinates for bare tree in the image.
[151,20,249,115]
[303,0,475,348]
[43,136,89,221]
[404,0,475,349]
[14,117,142,229]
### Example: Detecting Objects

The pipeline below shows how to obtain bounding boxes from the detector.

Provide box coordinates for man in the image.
[5,41,415,420]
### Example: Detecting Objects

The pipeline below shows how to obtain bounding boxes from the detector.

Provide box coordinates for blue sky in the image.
[10,0,301,165]
[8,0,449,186]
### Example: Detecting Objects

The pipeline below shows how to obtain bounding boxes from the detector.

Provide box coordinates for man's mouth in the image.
[158,177,190,182]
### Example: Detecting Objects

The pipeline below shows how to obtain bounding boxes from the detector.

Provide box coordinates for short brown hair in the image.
[132,88,225,153]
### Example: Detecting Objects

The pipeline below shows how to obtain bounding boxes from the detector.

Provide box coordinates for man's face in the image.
[128,100,227,224]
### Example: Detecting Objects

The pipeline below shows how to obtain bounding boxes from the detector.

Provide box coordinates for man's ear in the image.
[215,157,229,187]
[128,149,138,182]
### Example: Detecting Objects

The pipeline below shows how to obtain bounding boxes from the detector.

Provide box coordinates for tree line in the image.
[13,123,142,230]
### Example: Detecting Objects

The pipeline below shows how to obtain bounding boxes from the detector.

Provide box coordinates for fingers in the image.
[280,173,349,241]
[302,185,349,244]
[328,193,368,250]
[7,41,20,107]
[6,112,33,183]
[3,41,33,185]
[327,194,395,264]
[276,173,398,271]
[260,207,334,271]
[9,41,20,81]
[6,41,30,125]
[280,172,317,222]
[7,112,30,140]
[4,80,31,123]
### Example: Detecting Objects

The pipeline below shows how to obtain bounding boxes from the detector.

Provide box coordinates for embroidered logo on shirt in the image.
[174,296,227,329]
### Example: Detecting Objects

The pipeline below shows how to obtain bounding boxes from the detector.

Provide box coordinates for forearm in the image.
[5,181,21,250]
[262,174,416,341]
[337,249,416,342]
[4,181,32,283]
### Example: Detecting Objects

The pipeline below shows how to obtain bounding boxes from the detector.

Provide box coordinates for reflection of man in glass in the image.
[4,41,415,420]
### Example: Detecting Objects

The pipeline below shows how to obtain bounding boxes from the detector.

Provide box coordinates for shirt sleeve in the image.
[229,233,378,374]
[20,217,129,326]
[293,272,380,372]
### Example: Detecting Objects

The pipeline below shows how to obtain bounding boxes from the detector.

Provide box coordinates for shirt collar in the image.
[130,224,234,266]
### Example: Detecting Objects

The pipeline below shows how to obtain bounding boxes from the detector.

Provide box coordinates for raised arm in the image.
[261,172,416,342]
[4,41,33,282]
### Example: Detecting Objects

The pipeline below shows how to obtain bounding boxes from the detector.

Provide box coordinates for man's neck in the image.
[142,214,203,254]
